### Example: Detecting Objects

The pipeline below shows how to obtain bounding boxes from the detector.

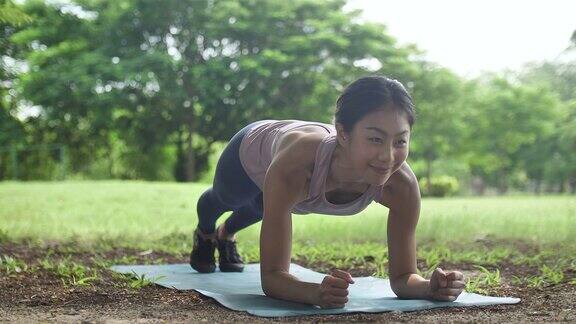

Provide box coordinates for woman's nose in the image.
[378,146,394,163]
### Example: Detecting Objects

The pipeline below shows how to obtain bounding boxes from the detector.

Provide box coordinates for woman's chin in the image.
[367,173,391,185]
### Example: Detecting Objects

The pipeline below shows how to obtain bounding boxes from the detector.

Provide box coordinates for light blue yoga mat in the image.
[110,263,520,317]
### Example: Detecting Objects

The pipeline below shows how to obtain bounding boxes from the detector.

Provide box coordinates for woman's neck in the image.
[326,143,366,192]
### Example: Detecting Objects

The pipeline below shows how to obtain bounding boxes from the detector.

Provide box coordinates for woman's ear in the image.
[335,123,349,145]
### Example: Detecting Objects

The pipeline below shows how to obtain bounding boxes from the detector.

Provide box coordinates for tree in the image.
[0,0,32,179]
[463,76,562,194]
[93,0,418,181]
[14,0,421,180]
[406,62,465,193]
[529,100,576,193]
[11,0,118,177]
[517,61,576,192]
[0,0,32,26]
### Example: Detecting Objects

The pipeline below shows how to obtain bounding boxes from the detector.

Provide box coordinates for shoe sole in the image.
[190,260,216,273]
[190,228,217,273]
[218,263,245,272]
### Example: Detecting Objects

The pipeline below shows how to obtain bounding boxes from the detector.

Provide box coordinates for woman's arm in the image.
[260,134,354,308]
[384,165,429,299]
[259,154,320,305]
[385,164,465,301]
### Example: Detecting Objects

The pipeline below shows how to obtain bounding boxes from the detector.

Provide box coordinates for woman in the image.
[190,75,466,309]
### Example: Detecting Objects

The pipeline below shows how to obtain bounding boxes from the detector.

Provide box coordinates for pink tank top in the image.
[238,119,385,215]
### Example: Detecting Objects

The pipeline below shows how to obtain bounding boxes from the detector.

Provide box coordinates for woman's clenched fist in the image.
[426,267,466,302]
[315,269,355,309]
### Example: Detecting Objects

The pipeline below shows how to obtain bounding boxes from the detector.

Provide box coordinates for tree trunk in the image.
[184,115,196,182]
[534,178,542,195]
[560,179,568,193]
[426,156,432,195]
[107,139,114,178]
[174,128,186,182]
[471,176,486,196]
[180,58,199,182]
[497,169,508,195]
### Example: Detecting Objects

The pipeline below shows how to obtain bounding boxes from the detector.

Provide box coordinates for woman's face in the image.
[337,107,411,185]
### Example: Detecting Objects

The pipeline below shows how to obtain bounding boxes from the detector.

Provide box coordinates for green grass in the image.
[0,255,28,275]
[464,265,501,294]
[1,181,575,294]
[1,180,574,248]
[122,272,167,289]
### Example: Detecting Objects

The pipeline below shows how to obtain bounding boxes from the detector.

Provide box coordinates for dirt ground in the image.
[1,241,575,323]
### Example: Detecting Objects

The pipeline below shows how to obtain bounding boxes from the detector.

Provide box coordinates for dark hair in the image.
[334,75,416,134]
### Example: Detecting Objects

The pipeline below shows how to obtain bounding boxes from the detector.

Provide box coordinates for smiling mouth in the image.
[371,166,390,174]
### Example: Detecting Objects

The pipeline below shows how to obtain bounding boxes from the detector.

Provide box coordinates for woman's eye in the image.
[369,138,382,143]
[396,140,407,146]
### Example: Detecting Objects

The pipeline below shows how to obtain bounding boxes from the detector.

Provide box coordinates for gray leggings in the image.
[196,120,268,235]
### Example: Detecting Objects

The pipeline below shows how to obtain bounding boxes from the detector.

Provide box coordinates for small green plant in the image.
[481,249,512,266]
[465,265,501,294]
[240,247,260,264]
[373,261,388,278]
[418,246,452,269]
[330,258,350,269]
[39,257,55,271]
[0,255,28,275]
[510,275,521,285]
[416,261,440,279]
[124,271,166,289]
[522,264,565,288]
[45,258,99,287]
[526,276,546,288]
[113,255,140,265]
[151,257,166,265]
[424,253,442,269]
[90,256,115,269]
[539,264,564,285]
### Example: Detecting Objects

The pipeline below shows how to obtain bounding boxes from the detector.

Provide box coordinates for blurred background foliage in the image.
[0,0,574,196]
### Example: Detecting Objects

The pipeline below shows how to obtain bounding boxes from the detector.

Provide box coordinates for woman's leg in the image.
[223,192,263,235]
[196,121,267,235]
[196,188,234,235]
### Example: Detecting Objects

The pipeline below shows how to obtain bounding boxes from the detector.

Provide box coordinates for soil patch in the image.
[1,240,574,322]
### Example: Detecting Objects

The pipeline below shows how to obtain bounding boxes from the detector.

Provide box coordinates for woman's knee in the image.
[207,186,247,209]
[197,189,216,210]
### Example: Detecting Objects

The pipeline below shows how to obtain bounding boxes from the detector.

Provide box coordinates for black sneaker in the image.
[217,238,244,272]
[190,228,217,273]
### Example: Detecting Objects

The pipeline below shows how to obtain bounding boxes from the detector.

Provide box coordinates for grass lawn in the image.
[1,180,575,247]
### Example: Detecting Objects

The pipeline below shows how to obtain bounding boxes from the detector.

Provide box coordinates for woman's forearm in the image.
[390,273,430,299]
[261,270,320,305]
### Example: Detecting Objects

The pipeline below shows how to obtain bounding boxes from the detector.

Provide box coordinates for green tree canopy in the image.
[12,0,421,180]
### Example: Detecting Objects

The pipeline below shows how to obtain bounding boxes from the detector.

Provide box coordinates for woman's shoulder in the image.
[270,130,327,178]
[265,131,327,202]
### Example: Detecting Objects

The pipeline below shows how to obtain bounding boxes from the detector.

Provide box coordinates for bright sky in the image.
[344,0,576,78]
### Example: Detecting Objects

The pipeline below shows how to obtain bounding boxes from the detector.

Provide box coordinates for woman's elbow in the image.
[390,282,406,299]
[260,273,277,297]
[261,282,273,297]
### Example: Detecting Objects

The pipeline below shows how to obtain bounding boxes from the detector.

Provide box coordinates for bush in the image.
[419,175,460,197]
